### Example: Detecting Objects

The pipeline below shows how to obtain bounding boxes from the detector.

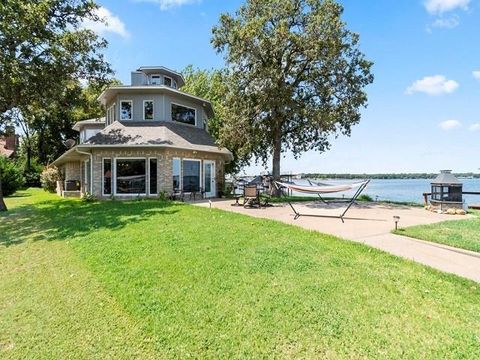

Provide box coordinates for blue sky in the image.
[89,0,480,174]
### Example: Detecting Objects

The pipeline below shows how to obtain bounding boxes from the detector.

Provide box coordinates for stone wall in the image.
[90,147,226,198]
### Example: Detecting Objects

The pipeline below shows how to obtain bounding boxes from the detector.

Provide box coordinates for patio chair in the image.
[243,185,260,208]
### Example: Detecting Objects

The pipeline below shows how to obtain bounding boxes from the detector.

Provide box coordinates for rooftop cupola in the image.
[130,66,185,89]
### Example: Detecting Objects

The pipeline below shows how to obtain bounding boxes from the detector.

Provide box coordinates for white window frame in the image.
[181,158,202,194]
[148,157,158,196]
[164,75,173,87]
[143,100,154,121]
[172,157,182,192]
[113,157,147,196]
[171,102,197,126]
[112,102,116,123]
[102,158,112,196]
[150,74,161,85]
[120,100,133,121]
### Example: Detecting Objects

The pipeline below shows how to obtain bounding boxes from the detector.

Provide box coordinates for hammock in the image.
[274,180,370,222]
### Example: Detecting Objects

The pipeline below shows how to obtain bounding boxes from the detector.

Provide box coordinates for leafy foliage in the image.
[0,157,24,196]
[40,166,61,193]
[182,66,245,173]
[212,0,373,178]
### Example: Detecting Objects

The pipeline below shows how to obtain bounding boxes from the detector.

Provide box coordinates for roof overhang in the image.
[52,144,233,167]
[136,66,185,87]
[72,117,106,132]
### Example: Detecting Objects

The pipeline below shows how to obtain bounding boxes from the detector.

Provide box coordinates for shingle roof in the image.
[84,121,232,158]
[431,170,462,185]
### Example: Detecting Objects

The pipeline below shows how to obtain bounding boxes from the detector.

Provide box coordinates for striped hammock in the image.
[275,180,369,194]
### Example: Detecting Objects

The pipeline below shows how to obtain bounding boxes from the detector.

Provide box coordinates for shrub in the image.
[0,157,25,196]
[358,194,373,202]
[40,166,61,193]
[22,160,43,187]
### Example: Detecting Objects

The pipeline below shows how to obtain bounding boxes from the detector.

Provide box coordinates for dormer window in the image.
[150,74,161,85]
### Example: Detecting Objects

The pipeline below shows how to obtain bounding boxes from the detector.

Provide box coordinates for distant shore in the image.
[302,173,480,180]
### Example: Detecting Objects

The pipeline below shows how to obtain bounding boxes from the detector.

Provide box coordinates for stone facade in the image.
[64,162,81,182]
[73,147,227,198]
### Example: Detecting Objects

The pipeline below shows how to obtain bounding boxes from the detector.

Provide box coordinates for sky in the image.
[87,0,480,174]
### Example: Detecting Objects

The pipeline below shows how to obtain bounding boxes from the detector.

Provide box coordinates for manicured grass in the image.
[396,211,480,253]
[1,189,480,358]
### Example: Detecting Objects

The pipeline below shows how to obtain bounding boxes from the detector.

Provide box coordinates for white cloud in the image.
[439,119,462,130]
[430,16,460,29]
[424,0,470,14]
[473,70,480,80]
[469,123,480,131]
[406,75,459,95]
[135,0,200,11]
[82,7,130,39]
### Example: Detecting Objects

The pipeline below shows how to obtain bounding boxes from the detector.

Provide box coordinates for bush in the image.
[0,157,25,196]
[40,166,61,193]
[23,160,43,187]
[358,194,373,202]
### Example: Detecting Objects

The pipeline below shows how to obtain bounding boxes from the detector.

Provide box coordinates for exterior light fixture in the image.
[393,216,400,231]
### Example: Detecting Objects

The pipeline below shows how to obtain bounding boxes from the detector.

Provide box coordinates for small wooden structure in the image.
[429,170,463,212]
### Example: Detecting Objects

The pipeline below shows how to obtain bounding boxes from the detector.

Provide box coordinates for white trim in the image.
[102,158,112,196]
[150,74,162,85]
[120,100,133,121]
[171,102,197,126]
[203,160,216,198]
[143,100,154,121]
[163,75,174,88]
[172,157,182,192]
[113,157,147,196]
[148,157,158,196]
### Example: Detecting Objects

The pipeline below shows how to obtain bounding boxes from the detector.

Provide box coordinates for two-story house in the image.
[52,66,232,198]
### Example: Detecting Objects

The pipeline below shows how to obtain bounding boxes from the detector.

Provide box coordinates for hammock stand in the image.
[274,180,371,223]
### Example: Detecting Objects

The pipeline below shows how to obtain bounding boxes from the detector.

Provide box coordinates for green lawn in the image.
[1,189,479,359]
[396,211,480,253]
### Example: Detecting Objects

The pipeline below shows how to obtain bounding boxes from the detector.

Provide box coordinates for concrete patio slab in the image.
[194,199,480,282]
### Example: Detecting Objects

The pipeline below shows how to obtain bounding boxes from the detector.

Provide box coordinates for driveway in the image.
[194,199,480,282]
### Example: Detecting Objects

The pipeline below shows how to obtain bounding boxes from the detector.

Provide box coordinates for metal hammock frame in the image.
[274,180,371,223]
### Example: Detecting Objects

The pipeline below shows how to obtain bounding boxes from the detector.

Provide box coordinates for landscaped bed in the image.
[1,189,479,359]
[396,211,480,253]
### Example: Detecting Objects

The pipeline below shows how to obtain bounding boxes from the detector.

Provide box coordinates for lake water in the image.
[296,178,480,205]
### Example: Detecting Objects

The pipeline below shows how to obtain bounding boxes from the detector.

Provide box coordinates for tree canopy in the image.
[212,0,373,181]
[0,0,113,211]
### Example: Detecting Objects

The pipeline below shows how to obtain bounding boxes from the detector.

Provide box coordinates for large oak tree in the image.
[0,0,112,211]
[212,0,373,184]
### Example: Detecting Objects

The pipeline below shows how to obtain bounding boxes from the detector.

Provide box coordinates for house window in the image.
[144,100,154,120]
[164,76,172,87]
[84,159,91,194]
[151,75,161,85]
[172,158,181,191]
[182,159,201,192]
[115,159,146,194]
[172,103,196,126]
[103,158,112,195]
[173,80,177,89]
[149,158,157,195]
[120,100,132,120]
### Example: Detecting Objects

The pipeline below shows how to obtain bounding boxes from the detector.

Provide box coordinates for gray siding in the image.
[107,92,207,129]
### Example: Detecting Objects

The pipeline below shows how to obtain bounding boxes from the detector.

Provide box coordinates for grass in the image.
[395,211,480,253]
[1,189,480,359]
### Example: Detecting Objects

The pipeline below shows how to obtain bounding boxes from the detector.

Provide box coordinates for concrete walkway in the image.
[194,200,480,282]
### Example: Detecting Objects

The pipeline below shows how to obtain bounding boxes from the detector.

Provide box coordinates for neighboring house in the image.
[52,66,233,198]
[0,127,18,159]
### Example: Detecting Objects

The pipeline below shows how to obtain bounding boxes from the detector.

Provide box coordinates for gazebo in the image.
[430,170,463,212]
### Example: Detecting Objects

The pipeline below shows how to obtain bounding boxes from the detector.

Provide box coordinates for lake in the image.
[298,178,480,205]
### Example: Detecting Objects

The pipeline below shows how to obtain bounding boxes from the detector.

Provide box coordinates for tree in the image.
[0,0,113,211]
[182,65,246,174]
[212,0,373,184]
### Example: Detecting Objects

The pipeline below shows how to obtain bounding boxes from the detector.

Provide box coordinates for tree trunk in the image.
[0,168,7,212]
[271,125,282,196]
